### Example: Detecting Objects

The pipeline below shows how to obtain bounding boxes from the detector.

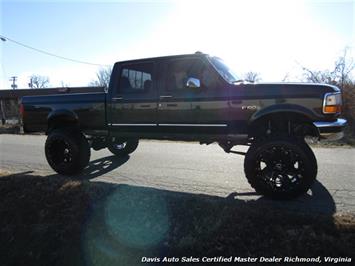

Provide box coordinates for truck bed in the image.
[22,92,107,134]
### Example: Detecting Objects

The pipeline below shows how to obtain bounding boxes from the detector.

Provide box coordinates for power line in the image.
[0,34,110,67]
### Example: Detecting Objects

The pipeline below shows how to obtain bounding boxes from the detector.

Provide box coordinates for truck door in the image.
[157,57,229,135]
[108,61,158,134]
[189,59,229,134]
[157,57,202,134]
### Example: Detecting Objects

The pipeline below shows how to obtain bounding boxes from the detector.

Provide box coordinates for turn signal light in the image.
[323,92,342,114]
[324,105,341,113]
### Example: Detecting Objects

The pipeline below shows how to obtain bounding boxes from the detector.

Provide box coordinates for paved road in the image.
[1,134,355,214]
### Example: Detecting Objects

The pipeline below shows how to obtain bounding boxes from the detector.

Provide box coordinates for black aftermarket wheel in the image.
[45,129,90,175]
[244,137,317,199]
[108,138,139,157]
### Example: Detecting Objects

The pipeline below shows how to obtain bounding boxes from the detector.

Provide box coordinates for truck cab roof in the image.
[115,51,208,65]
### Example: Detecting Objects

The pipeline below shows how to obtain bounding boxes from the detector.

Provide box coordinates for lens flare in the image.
[83,185,169,265]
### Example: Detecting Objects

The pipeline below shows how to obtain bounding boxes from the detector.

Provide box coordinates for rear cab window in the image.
[115,61,155,96]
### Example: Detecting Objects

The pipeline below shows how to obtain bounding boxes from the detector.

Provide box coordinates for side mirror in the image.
[186,77,201,89]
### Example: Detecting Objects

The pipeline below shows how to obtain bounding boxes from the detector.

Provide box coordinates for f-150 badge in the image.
[242,106,258,110]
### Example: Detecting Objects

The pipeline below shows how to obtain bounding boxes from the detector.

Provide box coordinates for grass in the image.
[0,124,21,134]
[0,171,355,265]
[310,137,355,148]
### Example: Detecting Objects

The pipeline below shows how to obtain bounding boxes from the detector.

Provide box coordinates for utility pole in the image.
[9,76,17,89]
[28,77,33,88]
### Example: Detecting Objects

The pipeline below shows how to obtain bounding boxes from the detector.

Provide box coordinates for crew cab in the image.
[21,52,347,199]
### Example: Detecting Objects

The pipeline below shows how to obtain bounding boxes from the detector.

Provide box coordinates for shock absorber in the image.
[266,120,272,135]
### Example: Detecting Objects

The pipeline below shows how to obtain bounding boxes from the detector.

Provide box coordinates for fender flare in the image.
[249,104,316,125]
[47,109,79,132]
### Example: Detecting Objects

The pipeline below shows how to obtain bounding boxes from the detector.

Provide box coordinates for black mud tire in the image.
[244,137,317,200]
[45,129,91,175]
[108,138,139,157]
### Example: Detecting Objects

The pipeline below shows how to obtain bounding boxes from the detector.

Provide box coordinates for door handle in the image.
[112,97,123,101]
[167,103,177,107]
[160,95,172,99]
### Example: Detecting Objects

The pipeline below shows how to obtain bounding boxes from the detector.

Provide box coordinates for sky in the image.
[0,0,354,89]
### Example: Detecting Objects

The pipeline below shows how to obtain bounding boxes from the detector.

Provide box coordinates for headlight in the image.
[323,92,342,114]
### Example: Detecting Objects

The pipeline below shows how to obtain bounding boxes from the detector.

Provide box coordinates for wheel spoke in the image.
[260,149,275,165]
[113,141,127,150]
[255,143,306,193]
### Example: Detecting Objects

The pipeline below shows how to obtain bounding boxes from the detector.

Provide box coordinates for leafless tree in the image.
[282,72,290,82]
[60,81,70,87]
[301,48,355,135]
[243,71,261,82]
[334,48,354,88]
[29,75,50,88]
[301,48,354,88]
[89,66,112,88]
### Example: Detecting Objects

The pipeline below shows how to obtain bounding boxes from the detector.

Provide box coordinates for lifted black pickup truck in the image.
[21,52,347,199]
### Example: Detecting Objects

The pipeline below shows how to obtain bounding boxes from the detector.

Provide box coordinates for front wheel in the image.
[108,138,139,157]
[244,137,317,200]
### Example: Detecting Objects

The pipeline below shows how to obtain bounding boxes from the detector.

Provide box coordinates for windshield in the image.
[209,56,240,83]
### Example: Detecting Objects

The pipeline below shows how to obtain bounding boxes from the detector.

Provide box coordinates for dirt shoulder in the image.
[0,170,354,265]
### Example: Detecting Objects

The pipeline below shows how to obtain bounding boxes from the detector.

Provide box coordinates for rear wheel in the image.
[45,129,90,175]
[108,138,139,157]
[244,137,317,199]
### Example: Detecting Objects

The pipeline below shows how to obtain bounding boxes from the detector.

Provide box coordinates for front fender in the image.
[249,104,317,124]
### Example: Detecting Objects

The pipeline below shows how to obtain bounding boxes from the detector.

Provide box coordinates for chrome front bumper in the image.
[313,118,347,141]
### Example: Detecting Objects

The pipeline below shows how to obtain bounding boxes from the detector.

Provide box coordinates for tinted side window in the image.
[119,62,153,93]
[166,59,204,90]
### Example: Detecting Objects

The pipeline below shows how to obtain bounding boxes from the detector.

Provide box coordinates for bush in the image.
[342,82,355,136]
